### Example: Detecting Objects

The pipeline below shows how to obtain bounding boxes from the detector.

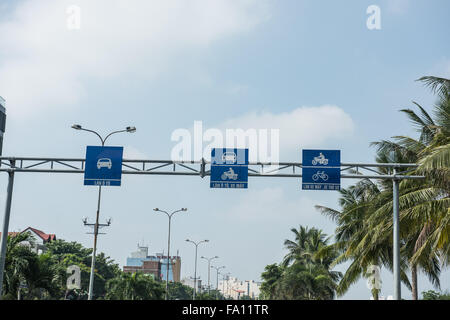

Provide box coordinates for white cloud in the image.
[175,105,354,163]
[0,0,270,117]
[217,105,355,154]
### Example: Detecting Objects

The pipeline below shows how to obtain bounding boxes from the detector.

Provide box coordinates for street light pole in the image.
[221,272,230,299]
[392,169,401,300]
[211,265,225,300]
[0,160,15,297]
[72,124,135,300]
[153,208,187,300]
[186,239,209,300]
[201,255,218,295]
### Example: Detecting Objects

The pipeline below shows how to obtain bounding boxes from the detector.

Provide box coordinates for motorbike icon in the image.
[312,171,328,182]
[221,168,238,180]
[312,153,328,165]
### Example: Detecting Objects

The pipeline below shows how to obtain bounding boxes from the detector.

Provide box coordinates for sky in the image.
[0,0,449,299]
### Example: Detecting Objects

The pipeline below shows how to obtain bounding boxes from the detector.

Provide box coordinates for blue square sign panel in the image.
[84,146,124,186]
[210,148,248,189]
[302,149,340,190]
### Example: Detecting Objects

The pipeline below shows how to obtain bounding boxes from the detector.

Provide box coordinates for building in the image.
[123,245,181,282]
[0,227,56,254]
[219,276,261,300]
[181,277,203,294]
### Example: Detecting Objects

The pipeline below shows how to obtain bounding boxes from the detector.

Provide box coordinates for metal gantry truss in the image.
[0,156,425,300]
[0,156,424,180]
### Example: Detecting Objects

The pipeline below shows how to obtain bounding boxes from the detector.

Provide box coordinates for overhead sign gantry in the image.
[0,152,424,300]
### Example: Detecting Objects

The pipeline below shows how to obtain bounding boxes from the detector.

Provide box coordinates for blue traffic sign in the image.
[210,148,248,189]
[84,146,124,186]
[302,149,340,190]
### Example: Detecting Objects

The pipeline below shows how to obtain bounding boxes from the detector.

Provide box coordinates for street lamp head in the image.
[126,126,136,133]
[181,208,187,211]
[154,208,159,211]
[185,239,190,242]
[204,240,209,243]
[71,124,82,130]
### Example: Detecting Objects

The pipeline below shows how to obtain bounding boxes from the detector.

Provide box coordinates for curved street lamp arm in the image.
[103,129,128,145]
[169,209,185,217]
[78,128,105,145]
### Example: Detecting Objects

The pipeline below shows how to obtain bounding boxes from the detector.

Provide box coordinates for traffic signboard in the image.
[84,146,123,186]
[210,148,248,189]
[302,149,340,190]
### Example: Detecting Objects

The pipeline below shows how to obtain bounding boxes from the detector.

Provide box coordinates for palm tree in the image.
[2,233,61,299]
[282,226,328,267]
[368,76,449,299]
[2,233,35,299]
[260,226,341,300]
[315,179,413,299]
[21,252,61,299]
[260,264,284,299]
[317,76,449,300]
[105,272,164,300]
[277,262,339,300]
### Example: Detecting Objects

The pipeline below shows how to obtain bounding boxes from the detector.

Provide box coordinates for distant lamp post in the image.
[222,272,231,299]
[186,239,209,300]
[201,255,219,295]
[72,124,135,300]
[153,208,187,300]
[211,265,225,300]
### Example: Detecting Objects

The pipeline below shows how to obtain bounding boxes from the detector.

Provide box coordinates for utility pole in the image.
[82,217,111,297]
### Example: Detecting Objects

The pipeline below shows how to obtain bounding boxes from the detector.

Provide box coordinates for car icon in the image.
[221,152,237,163]
[97,158,112,169]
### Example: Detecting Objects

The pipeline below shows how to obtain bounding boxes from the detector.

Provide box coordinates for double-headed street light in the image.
[211,265,225,299]
[72,125,136,145]
[153,208,187,300]
[185,239,209,300]
[72,124,135,300]
[201,255,219,295]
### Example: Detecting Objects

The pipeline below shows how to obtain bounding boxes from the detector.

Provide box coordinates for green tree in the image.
[315,76,449,300]
[422,290,450,300]
[105,272,164,300]
[277,263,338,300]
[260,264,283,299]
[167,281,193,300]
[46,239,121,299]
[2,232,36,299]
[260,226,341,300]
[315,180,413,300]
[2,233,62,300]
